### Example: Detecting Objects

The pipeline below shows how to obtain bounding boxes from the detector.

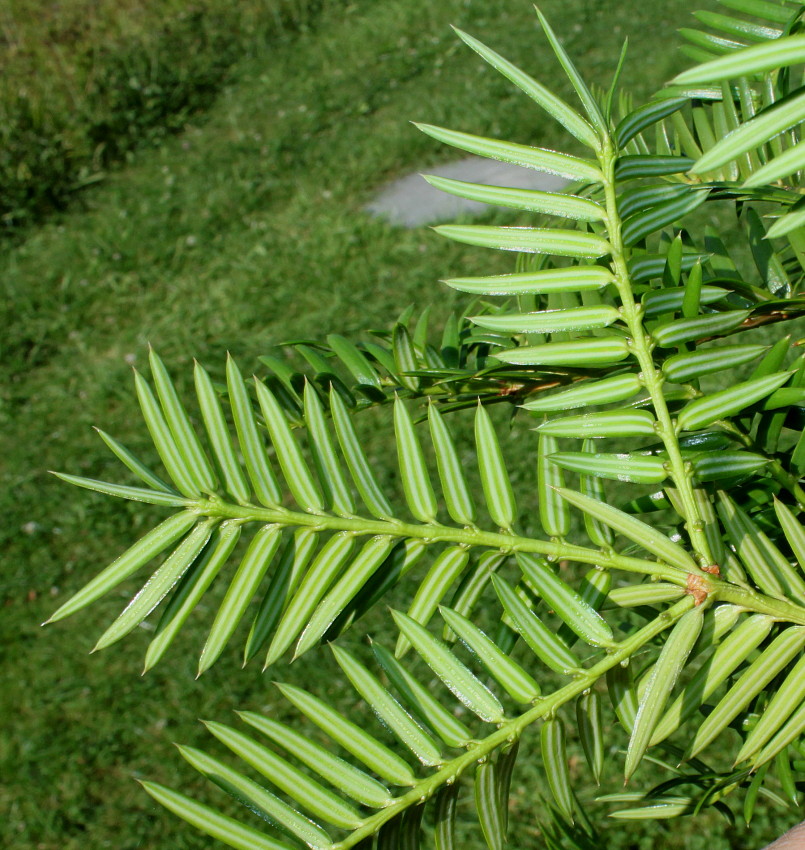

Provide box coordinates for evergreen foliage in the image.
[50,2,805,846]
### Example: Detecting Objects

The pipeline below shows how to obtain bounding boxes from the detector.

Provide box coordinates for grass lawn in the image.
[0,0,342,230]
[1,0,797,847]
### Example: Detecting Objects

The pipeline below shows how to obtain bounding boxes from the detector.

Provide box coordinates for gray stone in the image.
[366,156,568,227]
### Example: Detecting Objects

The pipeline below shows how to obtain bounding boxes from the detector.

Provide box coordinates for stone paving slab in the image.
[366,156,568,227]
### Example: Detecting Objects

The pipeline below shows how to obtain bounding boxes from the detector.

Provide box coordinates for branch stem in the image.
[599,140,713,565]
[195,496,685,583]
[193,497,805,624]
[332,596,696,850]
[718,419,805,508]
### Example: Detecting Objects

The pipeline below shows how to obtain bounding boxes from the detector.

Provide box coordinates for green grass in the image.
[1,0,800,847]
[0,0,340,232]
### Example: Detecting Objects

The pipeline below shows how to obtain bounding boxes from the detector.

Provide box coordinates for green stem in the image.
[195,496,684,583]
[599,140,713,565]
[332,596,696,850]
[766,460,805,508]
[195,496,805,625]
[719,420,805,509]
[712,581,805,625]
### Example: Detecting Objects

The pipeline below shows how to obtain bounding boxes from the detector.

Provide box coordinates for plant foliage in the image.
[49,1,805,847]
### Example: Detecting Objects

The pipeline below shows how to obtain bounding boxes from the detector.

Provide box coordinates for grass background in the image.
[1,0,801,847]
[0,0,344,232]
